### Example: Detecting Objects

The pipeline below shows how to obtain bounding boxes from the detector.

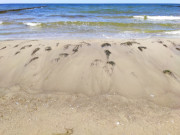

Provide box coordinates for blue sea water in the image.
[0,4,180,39]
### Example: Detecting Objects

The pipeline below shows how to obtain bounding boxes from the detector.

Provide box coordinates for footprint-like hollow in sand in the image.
[56,43,59,47]
[14,45,19,48]
[91,59,103,66]
[103,61,116,76]
[64,44,71,50]
[157,40,163,44]
[80,41,91,46]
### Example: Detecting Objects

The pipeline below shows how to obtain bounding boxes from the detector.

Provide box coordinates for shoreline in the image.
[1,36,180,41]
[0,38,180,135]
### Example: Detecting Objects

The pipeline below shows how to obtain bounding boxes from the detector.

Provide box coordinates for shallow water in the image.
[0,4,180,39]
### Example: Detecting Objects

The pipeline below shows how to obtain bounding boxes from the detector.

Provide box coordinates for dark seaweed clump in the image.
[107,61,115,66]
[72,45,81,53]
[138,46,147,51]
[25,57,39,66]
[45,46,52,51]
[0,46,6,50]
[163,44,167,47]
[163,70,175,78]
[59,53,69,57]
[20,45,32,50]
[176,48,180,51]
[104,50,111,59]
[14,51,20,55]
[32,48,40,55]
[101,43,111,48]
[121,41,140,46]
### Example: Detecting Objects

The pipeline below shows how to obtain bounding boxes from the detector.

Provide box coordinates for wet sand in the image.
[0,38,180,135]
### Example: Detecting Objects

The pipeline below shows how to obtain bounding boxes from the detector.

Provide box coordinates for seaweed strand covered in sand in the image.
[53,128,73,135]
[163,70,176,78]
[31,48,40,55]
[72,45,82,53]
[59,53,69,57]
[104,50,111,59]
[107,61,115,66]
[0,46,6,50]
[138,46,147,51]
[45,46,52,51]
[121,41,140,46]
[25,57,39,66]
[20,45,32,50]
[101,43,111,48]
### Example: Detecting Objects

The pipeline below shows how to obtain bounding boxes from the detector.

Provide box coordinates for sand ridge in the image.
[0,38,180,135]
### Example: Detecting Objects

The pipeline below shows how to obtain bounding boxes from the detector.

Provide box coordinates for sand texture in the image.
[0,38,180,135]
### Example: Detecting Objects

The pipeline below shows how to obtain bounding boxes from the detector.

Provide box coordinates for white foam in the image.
[134,16,180,20]
[24,22,41,27]
[165,30,180,35]
[0,21,3,24]
[133,16,145,19]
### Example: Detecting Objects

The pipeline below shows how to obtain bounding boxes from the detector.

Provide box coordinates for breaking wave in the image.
[165,30,180,34]
[24,22,42,27]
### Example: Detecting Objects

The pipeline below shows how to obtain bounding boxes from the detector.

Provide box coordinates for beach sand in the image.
[0,38,180,135]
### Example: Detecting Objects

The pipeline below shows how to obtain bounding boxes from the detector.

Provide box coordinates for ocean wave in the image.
[1,21,180,29]
[78,9,137,14]
[100,16,133,19]
[165,30,180,34]
[24,22,42,27]
[40,21,179,28]
[134,16,180,20]
[0,21,12,25]
[48,15,87,18]
[16,18,35,21]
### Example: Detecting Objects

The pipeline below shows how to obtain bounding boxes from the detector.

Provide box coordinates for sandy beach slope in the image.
[0,38,180,135]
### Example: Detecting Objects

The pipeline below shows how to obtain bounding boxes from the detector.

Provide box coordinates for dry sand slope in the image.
[0,38,180,135]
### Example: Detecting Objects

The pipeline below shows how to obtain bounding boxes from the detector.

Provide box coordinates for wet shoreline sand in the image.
[0,38,180,135]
